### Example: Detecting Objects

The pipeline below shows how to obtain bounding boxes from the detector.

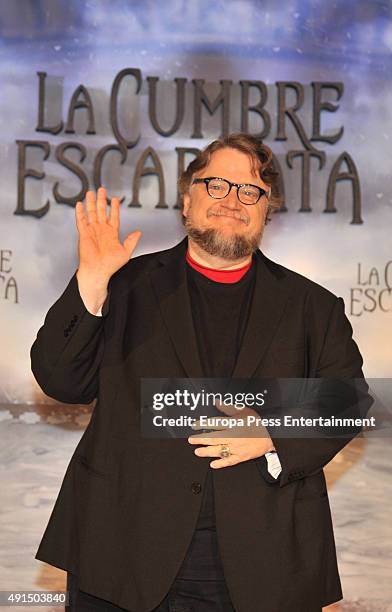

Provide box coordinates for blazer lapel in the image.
[231,250,290,379]
[149,237,204,379]
[150,239,290,382]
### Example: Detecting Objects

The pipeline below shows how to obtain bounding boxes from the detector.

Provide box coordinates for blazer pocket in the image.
[295,472,328,501]
[295,490,328,502]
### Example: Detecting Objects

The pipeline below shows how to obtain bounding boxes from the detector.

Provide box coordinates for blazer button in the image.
[191,482,202,494]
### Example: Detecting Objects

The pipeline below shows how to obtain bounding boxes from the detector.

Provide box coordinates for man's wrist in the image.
[76,267,110,291]
[76,269,109,315]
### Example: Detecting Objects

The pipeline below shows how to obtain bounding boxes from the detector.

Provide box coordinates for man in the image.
[31,134,370,612]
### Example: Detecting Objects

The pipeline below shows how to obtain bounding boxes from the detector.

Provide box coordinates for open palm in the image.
[76,186,141,282]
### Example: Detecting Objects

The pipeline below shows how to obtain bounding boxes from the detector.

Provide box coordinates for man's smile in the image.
[207,209,250,225]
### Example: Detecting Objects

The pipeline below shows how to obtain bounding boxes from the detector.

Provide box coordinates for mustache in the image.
[207,206,250,225]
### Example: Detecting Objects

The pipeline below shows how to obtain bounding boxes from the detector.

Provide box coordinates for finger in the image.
[75,201,88,234]
[85,190,97,224]
[191,421,226,435]
[191,421,228,431]
[193,445,229,458]
[215,401,232,415]
[123,230,142,259]
[215,401,243,416]
[188,435,231,444]
[96,186,108,224]
[108,196,120,229]
[210,456,239,469]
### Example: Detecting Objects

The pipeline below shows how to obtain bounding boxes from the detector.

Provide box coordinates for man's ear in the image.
[183,193,190,217]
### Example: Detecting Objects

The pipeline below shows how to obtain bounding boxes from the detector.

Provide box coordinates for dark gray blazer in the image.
[30,236,371,612]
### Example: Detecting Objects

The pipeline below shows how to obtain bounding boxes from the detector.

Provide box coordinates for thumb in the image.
[123,230,142,259]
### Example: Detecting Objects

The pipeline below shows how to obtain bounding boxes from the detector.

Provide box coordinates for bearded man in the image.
[31,133,369,612]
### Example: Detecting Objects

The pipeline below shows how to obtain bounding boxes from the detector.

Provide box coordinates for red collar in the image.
[186,250,252,283]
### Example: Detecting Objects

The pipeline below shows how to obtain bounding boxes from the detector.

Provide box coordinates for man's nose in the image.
[222,187,242,209]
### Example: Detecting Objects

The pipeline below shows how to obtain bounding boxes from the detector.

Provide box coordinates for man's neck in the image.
[187,238,252,270]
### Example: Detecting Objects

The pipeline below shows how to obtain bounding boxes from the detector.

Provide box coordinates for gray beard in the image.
[184,220,262,260]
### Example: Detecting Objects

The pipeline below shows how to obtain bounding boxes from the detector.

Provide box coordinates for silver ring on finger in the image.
[219,444,231,458]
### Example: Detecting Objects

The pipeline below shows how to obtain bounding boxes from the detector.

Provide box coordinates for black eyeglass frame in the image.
[191,176,271,205]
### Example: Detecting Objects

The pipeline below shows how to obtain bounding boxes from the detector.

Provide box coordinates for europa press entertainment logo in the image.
[350,261,392,315]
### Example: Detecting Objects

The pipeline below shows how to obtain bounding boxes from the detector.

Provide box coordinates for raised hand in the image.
[75,187,142,314]
[76,186,141,282]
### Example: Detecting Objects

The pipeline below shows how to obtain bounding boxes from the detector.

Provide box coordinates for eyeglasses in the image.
[192,177,271,205]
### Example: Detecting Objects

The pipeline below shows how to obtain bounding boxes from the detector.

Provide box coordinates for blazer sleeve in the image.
[265,296,373,487]
[30,272,111,405]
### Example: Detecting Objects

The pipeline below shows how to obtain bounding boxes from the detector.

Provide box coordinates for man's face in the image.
[183,147,270,260]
